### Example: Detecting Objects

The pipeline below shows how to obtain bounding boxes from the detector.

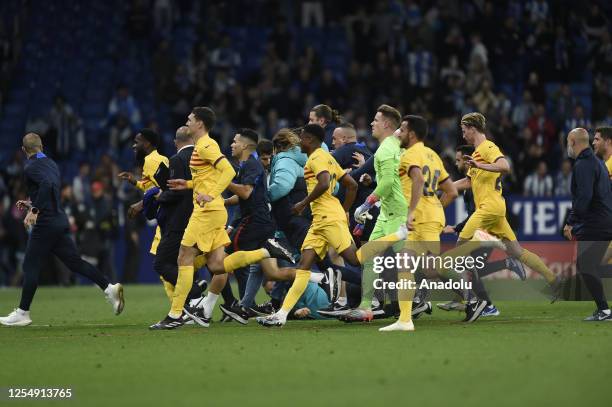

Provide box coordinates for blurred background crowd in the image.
[0,0,610,284]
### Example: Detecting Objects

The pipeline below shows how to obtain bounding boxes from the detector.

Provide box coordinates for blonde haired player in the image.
[441,112,562,322]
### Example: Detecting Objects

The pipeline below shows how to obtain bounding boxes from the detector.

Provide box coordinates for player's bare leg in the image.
[257,249,318,327]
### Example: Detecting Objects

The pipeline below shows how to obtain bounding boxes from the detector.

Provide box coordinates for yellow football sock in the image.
[519,249,555,284]
[397,271,414,322]
[280,269,311,312]
[223,249,267,273]
[356,233,401,264]
[194,254,206,270]
[160,277,174,302]
[170,265,195,318]
[435,242,478,279]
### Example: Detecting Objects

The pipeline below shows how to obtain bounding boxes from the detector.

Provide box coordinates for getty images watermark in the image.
[371,252,488,290]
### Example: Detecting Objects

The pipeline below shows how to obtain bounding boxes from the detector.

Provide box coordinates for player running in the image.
[377,115,459,331]
[342,105,409,322]
[256,124,362,327]
[438,112,562,322]
[118,129,169,255]
[150,107,294,329]
[592,126,612,179]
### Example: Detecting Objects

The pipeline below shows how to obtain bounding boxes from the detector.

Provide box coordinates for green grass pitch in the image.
[1,285,610,407]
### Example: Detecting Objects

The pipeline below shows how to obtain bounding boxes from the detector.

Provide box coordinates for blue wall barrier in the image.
[443,196,572,242]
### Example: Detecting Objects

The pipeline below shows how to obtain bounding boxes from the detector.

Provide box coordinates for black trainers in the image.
[584,309,612,321]
[412,301,433,319]
[195,279,208,295]
[318,302,351,317]
[263,238,296,264]
[384,302,400,319]
[149,315,185,330]
[464,299,489,323]
[249,301,276,316]
[219,302,250,325]
[218,300,237,322]
[413,286,429,304]
[183,306,211,327]
[321,267,342,302]
[372,303,387,319]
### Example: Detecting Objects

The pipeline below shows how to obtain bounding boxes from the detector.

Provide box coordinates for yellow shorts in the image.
[302,219,353,260]
[406,222,443,255]
[181,210,230,254]
[458,209,517,241]
[149,226,162,255]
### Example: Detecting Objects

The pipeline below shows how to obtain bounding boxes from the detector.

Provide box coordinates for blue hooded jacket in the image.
[268,144,334,202]
[268,146,308,202]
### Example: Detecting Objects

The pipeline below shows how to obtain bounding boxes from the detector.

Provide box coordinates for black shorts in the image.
[154,231,183,266]
[228,217,275,253]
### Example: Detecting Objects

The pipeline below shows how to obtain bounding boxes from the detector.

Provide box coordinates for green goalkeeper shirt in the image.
[373,135,407,221]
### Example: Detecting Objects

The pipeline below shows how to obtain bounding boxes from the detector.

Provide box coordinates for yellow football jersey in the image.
[189,134,227,213]
[304,148,346,222]
[136,149,169,192]
[606,156,612,180]
[468,139,506,215]
[399,142,449,226]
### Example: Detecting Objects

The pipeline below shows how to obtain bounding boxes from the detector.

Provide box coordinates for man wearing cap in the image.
[119,128,169,255]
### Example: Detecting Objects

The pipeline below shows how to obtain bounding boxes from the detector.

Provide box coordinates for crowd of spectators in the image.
[0,0,610,284]
[0,3,25,112]
[152,0,610,193]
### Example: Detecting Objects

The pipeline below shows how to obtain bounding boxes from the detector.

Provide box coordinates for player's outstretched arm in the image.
[167,178,193,190]
[438,177,459,208]
[371,158,396,200]
[292,171,330,215]
[454,177,471,192]
[465,156,510,174]
[118,171,138,187]
[227,182,254,200]
[225,195,240,206]
[339,172,358,212]
[207,157,236,199]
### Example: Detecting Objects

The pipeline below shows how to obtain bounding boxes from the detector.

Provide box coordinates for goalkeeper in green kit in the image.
[342,105,408,322]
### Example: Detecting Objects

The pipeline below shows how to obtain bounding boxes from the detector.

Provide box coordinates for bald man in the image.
[564,128,612,321]
[331,122,375,238]
[0,133,124,327]
[149,127,207,328]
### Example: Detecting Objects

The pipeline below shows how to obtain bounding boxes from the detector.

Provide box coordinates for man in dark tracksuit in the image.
[220,128,284,321]
[0,133,124,327]
[565,128,612,321]
[331,122,375,241]
[151,127,203,312]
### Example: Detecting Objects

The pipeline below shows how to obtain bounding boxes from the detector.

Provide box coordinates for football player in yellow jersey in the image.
[398,115,458,248]
[257,124,362,327]
[378,115,459,332]
[441,112,561,322]
[592,126,612,265]
[118,129,169,255]
[151,107,295,330]
[593,126,612,180]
